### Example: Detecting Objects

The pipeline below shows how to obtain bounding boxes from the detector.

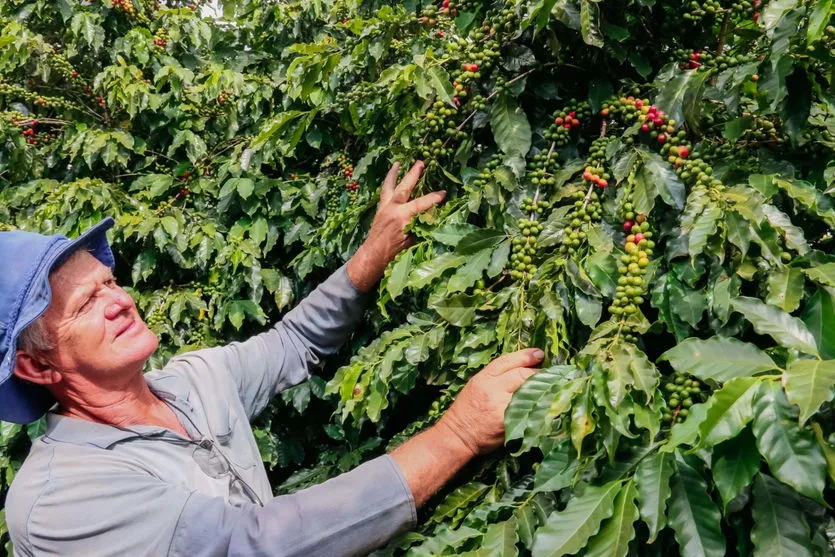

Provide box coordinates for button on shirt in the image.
[6,265,417,556]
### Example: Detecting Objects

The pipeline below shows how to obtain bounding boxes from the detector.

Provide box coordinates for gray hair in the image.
[17,248,94,356]
[18,317,54,354]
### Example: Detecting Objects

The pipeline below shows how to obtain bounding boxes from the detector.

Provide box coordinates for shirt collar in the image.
[42,372,194,450]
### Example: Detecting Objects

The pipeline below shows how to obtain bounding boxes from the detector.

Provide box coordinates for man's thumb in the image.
[504,367,539,392]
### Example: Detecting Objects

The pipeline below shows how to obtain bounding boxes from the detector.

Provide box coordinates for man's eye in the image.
[80,297,95,312]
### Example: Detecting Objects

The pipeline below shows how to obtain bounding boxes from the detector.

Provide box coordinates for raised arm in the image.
[171,162,446,419]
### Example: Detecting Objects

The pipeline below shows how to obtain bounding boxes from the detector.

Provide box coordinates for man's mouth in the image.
[115,318,137,339]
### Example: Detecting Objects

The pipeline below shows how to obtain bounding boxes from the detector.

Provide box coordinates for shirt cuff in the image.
[336,262,370,299]
[380,454,418,528]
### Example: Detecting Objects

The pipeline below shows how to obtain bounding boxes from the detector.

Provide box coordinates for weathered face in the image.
[39,251,158,382]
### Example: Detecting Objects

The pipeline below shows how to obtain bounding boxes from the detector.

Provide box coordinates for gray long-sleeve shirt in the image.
[6,264,417,556]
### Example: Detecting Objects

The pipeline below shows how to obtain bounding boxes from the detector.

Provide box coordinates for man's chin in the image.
[119,323,160,359]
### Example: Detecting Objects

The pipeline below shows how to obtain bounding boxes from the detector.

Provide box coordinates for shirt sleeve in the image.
[171,455,416,557]
[167,263,369,420]
[16,454,415,557]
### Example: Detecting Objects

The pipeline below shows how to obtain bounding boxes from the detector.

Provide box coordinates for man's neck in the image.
[57,372,189,437]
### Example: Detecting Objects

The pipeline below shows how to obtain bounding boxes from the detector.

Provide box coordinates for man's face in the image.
[40,251,158,383]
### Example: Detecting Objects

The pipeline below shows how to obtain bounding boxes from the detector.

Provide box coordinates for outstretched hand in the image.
[437,348,544,456]
[347,161,446,292]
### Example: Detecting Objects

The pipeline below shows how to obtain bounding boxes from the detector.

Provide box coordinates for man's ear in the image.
[13,350,62,386]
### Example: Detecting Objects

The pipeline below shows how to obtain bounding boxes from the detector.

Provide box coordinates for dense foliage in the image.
[2,0,835,554]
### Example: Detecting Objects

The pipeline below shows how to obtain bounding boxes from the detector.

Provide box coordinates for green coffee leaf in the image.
[456,229,507,255]
[752,381,827,503]
[634,452,674,542]
[432,293,481,327]
[697,376,762,447]
[751,474,814,557]
[783,359,835,425]
[804,263,835,288]
[660,336,777,383]
[462,517,519,557]
[531,481,622,557]
[731,296,819,356]
[491,94,532,159]
[584,481,638,557]
[668,456,726,557]
[766,266,804,312]
[712,429,761,508]
[801,287,835,359]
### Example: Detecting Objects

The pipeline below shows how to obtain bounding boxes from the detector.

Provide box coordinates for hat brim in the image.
[0,217,115,424]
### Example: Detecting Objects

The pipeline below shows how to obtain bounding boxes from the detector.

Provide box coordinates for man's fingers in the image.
[406,191,446,215]
[393,161,425,202]
[484,348,545,376]
[380,162,401,204]
[503,367,540,392]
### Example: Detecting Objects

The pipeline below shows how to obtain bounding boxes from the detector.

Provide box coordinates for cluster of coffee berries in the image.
[43,48,83,84]
[417,4,441,27]
[153,198,179,216]
[0,82,78,111]
[507,219,542,280]
[153,28,169,48]
[558,190,601,256]
[818,24,835,51]
[20,122,38,144]
[189,326,207,345]
[684,0,762,22]
[606,95,683,148]
[582,136,614,189]
[675,49,705,70]
[439,0,476,17]
[700,141,759,176]
[336,81,382,104]
[484,6,518,34]
[326,179,342,214]
[345,179,359,201]
[418,100,463,164]
[324,154,359,209]
[610,211,654,317]
[666,145,722,190]
[693,51,761,74]
[338,153,353,178]
[520,196,551,217]
[17,119,59,146]
[661,372,707,424]
[469,94,488,111]
[469,154,502,190]
[113,0,136,15]
[600,94,725,194]
[598,87,641,120]
[739,116,779,141]
[544,101,591,146]
[145,302,169,331]
[526,151,560,187]
[217,89,233,104]
[471,278,488,295]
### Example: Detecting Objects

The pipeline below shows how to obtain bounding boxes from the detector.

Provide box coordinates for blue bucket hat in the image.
[0,217,116,424]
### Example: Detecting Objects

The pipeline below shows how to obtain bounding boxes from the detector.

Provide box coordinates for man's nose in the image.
[104,288,135,320]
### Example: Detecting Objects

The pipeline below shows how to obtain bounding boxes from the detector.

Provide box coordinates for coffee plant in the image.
[2,0,835,554]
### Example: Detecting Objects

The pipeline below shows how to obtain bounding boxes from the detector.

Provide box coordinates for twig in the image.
[453,62,558,133]
[581,181,595,211]
[14,117,69,126]
[717,12,731,56]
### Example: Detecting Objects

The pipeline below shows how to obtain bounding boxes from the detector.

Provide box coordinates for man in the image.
[2,161,543,556]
